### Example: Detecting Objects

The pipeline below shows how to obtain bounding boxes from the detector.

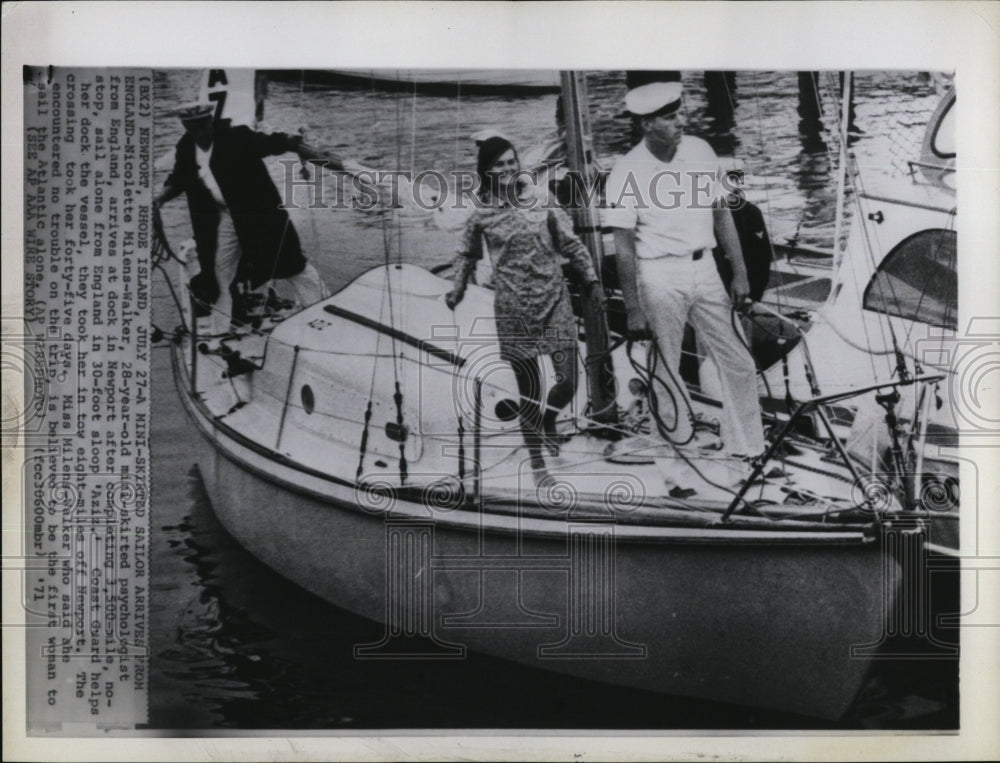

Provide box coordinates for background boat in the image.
[268,68,561,95]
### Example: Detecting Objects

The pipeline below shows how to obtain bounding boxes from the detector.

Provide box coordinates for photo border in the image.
[3,2,998,760]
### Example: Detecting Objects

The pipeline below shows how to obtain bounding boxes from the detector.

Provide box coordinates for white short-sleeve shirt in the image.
[604,135,721,259]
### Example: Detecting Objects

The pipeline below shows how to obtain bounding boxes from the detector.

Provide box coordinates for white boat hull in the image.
[174,338,902,720]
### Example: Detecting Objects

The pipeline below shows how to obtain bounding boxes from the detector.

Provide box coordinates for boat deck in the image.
[175,264,884,535]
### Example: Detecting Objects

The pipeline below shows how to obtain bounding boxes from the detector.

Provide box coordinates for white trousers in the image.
[637,255,765,456]
[212,209,242,335]
[281,262,328,305]
[211,210,328,335]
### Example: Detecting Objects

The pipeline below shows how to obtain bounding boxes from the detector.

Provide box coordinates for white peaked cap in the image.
[625,81,683,116]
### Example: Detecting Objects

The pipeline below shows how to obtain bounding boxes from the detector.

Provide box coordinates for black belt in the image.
[642,248,711,262]
[668,248,709,260]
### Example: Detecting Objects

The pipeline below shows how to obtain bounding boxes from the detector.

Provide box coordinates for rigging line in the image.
[821,72,847,165]
[363,76,396,403]
[569,400,659,443]
[832,71,852,265]
[896,214,957,354]
[849,167,916,372]
[809,72,825,126]
[938,214,959,335]
[477,452,750,516]
[152,211,183,265]
[454,80,462,169]
[223,362,246,403]
[387,81,410,483]
[813,306,949,369]
[625,339,697,446]
[296,71,322,262]
[410,78,418,178]
[748,72,789,311]
[363,74,400,390]
[378,74,406,384]
[150,222,192,331]
[838,173,894,381]
[732,306,778,404]
[152,259,191,334]
[897,226,954,352]
[720,70,737,115]
[254,205,297,300]
[568,427,765,515]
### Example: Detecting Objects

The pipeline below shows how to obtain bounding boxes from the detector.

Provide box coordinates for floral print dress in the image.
[454,204,598,361]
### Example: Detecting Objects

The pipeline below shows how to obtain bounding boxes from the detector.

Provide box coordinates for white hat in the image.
[471,128,512,146]
[625,81,682,116]
[175,101,215,124]
[720,156,746,176]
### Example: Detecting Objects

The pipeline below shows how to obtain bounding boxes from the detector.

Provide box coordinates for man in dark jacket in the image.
[154,102,329,336]
[713,164,772,303]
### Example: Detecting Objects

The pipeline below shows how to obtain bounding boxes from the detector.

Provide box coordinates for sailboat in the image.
[159,71,938,721]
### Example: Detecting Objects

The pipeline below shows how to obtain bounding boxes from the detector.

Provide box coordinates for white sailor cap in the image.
[625,81,683,117]
[720,156,746,180]
[176,101,215,124]
[471,128,512,146]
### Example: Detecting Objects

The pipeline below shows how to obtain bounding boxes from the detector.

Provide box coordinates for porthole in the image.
[301,384,315,414]
[494,398,520,421]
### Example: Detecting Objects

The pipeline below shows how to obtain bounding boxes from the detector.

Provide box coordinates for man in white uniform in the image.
[605,81,765,458]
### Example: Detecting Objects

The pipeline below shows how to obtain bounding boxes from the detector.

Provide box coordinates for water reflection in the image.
[702,71,738,157]
[791,129,837,246]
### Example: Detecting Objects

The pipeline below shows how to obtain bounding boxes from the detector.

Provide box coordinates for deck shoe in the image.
[265,290,296,314]
[541,409,572,457]
[692,412,721,436]
[197,333,240,355]
[621,398,652,436]
[222,351,258,379]
[691,428,724,453]
[532,466,558,492]
[668,485,698,500]
[760,439,803,459]
[731,454,786,486]
[541,431,572,457]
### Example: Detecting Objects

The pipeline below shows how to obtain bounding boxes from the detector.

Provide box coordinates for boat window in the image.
[300,385,315,414]
[863,229,956,330]
[931,98,955,159]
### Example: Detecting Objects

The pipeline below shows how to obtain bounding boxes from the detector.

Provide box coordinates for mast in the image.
[559,71,619,430]
[832,71,852,270]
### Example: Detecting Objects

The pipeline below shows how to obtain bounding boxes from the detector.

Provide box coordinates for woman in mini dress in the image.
[446,136,605,480]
